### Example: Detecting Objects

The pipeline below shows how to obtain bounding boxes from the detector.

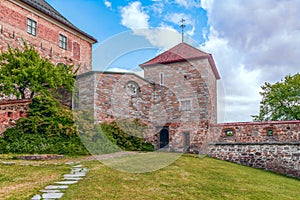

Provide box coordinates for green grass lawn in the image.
[0,153,300,200]
[0,163,69,199]
[63,154,300,200]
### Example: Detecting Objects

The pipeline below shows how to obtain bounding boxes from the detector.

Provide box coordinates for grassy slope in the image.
[62,154,300,200]
[0,164,69,199]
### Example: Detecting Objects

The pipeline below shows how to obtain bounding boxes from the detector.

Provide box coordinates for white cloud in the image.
[133,27,181,50]
[186,25,195,36]
[119,2,193,50]
[164,13,191,25]
[150,0,164,15]
[104,0,112,9]
[175,0,200,9]
[164,13,196,36]
[202,28,262,122]
[120,1,149,30]
[107,67,144,77]
[200,0,214,10]
[201,0,300,122]
[119,1,182,50]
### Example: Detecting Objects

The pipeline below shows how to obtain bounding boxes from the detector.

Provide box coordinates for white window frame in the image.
[59,34,67,50]
[181,99,192,111]
[27,18,37,36]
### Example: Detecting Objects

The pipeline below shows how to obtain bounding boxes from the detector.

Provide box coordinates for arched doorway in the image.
[159,127,169,148]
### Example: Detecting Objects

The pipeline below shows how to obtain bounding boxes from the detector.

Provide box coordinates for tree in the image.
[0,42,77,99]
[253,73,300,121]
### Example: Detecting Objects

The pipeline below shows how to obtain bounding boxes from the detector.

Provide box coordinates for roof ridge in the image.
[19,0,97,43]
[139,42,220,79]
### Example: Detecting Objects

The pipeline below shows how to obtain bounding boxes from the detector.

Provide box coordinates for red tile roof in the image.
[139,42,220,79]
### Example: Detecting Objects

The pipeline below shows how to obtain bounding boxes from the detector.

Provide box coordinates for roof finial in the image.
[180,18,186,43]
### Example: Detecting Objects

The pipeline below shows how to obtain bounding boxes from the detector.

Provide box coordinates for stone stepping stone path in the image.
[31,164,88,200]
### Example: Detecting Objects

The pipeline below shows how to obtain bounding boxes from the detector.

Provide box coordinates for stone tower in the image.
[140,42,220,151]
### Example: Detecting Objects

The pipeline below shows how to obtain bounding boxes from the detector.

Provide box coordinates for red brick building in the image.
[0,0,97,73]
[0,0,97,133]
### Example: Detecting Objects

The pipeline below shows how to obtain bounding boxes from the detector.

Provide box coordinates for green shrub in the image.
[99,120,154,152]
[0,96,89,155]
[0,97,154,155]
[74,111,154,154]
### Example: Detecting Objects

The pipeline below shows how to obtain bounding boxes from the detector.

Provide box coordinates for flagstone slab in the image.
[31,194,41,200]
[64,173,86,177]
[72,164,83,168]
[64,177,83,181]
[54,181,78,185]
[40,189,61,193]
[45,185,69,190]
[1,162,16,165]
[42,192,64,199]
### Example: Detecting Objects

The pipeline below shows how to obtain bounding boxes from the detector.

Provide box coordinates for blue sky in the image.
[47,0,300,122]
[47,0,208,46]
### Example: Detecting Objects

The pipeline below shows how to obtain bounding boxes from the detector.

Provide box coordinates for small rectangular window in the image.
[27,18,37,36]
[225,129,234,136]
[159,72,164,85]
[267,129,273,136]
[59,34,67,50]
[181,100,191,111]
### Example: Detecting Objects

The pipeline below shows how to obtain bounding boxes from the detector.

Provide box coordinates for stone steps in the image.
[31,165,88,200]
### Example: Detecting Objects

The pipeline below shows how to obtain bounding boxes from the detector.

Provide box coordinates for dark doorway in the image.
[159,127,169,148]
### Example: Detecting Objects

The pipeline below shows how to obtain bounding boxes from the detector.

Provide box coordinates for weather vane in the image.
[180,18,186,42]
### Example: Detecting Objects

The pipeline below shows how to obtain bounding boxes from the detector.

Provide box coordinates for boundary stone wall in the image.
[208,121,300,178]
[208,143,300,178]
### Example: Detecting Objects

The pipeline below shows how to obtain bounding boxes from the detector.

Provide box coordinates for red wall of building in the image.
[0,99,31,134]
[0,0,94,75]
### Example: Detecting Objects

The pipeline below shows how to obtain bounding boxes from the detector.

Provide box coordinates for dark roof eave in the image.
[140,56,203,67]
[76,71,152,84]
[20,0,97,44]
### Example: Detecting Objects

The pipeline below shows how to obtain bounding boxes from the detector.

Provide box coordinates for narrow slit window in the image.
[183,132,190,146]
[159,72,164,85]
[27,18,37,36]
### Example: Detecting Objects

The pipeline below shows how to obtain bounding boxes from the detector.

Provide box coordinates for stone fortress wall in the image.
[208,120,300,178]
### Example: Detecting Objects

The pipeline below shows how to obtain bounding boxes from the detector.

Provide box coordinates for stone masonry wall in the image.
[208,120,300,178]
[143,59,217,124]
[210,120,300,143]
[0,0,93,75]
[0,99,31,135]
[208,143,300,178]
[76,71,213,151]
